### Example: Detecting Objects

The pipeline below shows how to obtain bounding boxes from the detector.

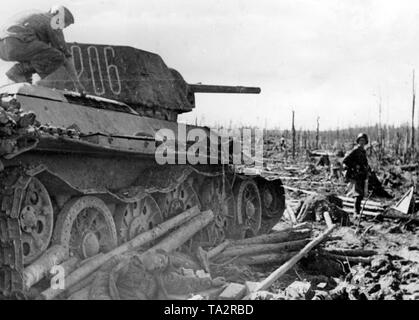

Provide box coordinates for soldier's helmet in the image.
[356,133,369,144]
[49,5,74,26]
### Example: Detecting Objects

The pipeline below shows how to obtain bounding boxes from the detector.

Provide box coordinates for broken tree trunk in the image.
[39,206,201,300]
[229,228,311,246]
[320,248,376,257]
[23,245,68,289]
[248,224,337,294]
[149,210,214,253]
[216,239,310,260]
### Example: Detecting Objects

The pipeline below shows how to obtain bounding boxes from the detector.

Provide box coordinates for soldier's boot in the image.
[6,63,35,84]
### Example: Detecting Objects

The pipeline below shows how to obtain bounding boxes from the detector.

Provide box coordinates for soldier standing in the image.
[343,133,370,216]
[0,6,85,93]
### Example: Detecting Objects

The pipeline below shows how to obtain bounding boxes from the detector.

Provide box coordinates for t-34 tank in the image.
[0,43,285,298]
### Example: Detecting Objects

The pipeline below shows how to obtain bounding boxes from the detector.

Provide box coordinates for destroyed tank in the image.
[0,43,285,297]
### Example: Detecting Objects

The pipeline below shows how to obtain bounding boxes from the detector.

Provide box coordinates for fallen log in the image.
[234,252,298,266]
[229,228,311,246]
[216,239,310,260]
[52,255,102,300]
[320,248,376,257]
[320,252,373,264]
[247,224,337,295]
[23,245,68,289]
[39,206,201,300]
[149,210,214,253]
[58,257,80,275]
[208,240,230,258]
[197,240,231,273]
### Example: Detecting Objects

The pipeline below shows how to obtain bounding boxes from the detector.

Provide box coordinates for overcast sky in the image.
[1,0,419,130]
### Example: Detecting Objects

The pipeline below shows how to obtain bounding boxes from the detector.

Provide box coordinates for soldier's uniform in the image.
[343,139,369,215]
[0,11,72,82]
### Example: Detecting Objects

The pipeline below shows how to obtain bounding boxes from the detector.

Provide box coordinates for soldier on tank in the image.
[0,6,85,94]
[343,133,370,216]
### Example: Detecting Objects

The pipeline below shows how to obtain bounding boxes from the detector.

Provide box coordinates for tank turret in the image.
[39,43,260,121]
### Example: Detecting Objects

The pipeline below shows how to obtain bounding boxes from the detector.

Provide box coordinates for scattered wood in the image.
[320,248,377,257]
[149,210,215,253]
[39,206,201,300]
[247,224,337,295]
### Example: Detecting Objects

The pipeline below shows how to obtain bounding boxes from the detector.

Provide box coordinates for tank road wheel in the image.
[53,196,118,260]
[153,180,201,250]
[198,177,236,246]
[154,181,201,219]
[234,179,262,239]
[114,195,163,245]
[259,181,286,218]
[19,177,54,264]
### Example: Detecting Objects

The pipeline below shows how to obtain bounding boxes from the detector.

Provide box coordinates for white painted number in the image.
[104,47,121,95]
[71,45,84,79]
[87,46,105,95]
[69,45,122,96]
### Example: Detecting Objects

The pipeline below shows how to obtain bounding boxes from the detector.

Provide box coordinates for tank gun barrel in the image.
[188,84,261,94]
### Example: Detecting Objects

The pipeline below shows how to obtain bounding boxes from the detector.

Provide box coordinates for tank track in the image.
[0,167,26,299]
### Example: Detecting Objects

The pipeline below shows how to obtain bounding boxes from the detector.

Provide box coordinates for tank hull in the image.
[0,84,284,298]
